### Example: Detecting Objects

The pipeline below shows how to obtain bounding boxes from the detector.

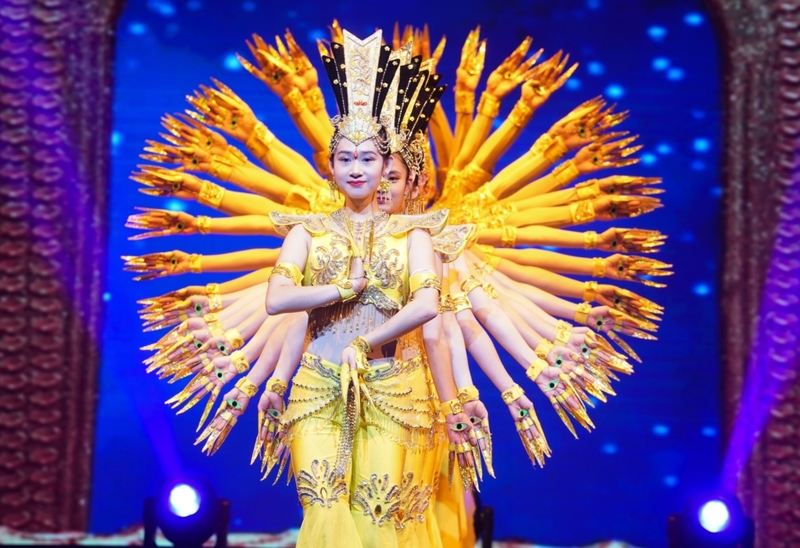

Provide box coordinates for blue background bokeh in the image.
[93,1,722,546]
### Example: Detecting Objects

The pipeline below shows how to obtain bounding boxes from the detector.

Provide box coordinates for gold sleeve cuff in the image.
[198,181,225,207]
[574,302,591,325]
[266,377,288,396]
[206,283,220,296]
[230,350,250,373]
[451,292,472,313]
[189,254,202,274]
[592,257,606,278]
[454,90,475,114]
[554,320,572,347]
[457,385,480,404]
[281,87,307,115]
[583,280,598,302]
[197,215,211,234]
[245,121,276,161]
[569,199,596,224]
[302,87,325,113]
[234,376,258,398]
[508,101,534,128]
[576,179,601,200]
[225,328,244,350]
[584,231,598,249]
[269,262,303,286]
[409,271,442,295]
[530,134,568,165]
[501,225,517,248]
[501,383,525,405]
[477,92,501,119]
[440,398,464,416]
[336,279,357,303]
[525,359,547,382]
[553,160,580,188]
[534,339,554,360]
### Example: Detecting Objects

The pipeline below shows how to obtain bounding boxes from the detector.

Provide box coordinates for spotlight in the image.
[144,475,230,548]
[667,492,753,548]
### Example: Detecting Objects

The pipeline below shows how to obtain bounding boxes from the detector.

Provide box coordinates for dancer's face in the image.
[329,138,390,203]
[377,153,418,214]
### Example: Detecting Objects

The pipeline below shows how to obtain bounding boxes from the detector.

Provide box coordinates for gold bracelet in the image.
[454,90,475,114]
[203,313,220,328]
[460,162,493,194]
[554,320,572,347]
[552,160,580,188]
[266,377,288,397]
[575,302,592,325]
[188,254,202,273]
[592,257,606,278]
[534,339,554,360]
[569,199,596,224]
[545,136,568,164]
[460,276,482,295]
[270,262,303,286]
[477,92,501,118]
[196,215,211,234]
[302,87,325,113]
[350,335,372,355]
[245,121,276,161]
[525,359,547,382]
[234,376,258,398]
[198,181,225,207]
[576,179,601,200]
[583,280,598,302]
[208,292,222,311]
[281,87,307,115]
[440,398,464,416]
[584,231,598,250]
[483,282,499,299]
[209,324,225,339]
[206,283,220,297]
[501,383,525,405]
[457,385,480,404]
[230,350,250,374]
[501,225,517,248]
[530,133,554,157]
[336,279,357,303]
[451,292,472,313]
[508,101,533,128]
[209,156,234,181]
[225,328,244,350]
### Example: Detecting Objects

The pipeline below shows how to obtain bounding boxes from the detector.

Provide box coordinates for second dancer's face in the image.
[377,153,417,214]
[330,138,389,203]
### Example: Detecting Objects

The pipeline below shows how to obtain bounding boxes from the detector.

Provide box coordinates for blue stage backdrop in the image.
[93,1,721,546]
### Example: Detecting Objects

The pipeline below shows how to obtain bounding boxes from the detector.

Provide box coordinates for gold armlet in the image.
[269,262,303,286]
[569,200,596,224]
[198,181,225,207]
[457,385,480,404]
[508,101,534,128]
[336,279,357,303]
[477,92,501,119]
[225,328,244,350]
[583,281,598,302]
[349,335,372,355]
[501,384,525,405]
[451,292,472,313]
[592,257,606,278]
[534,339,554,360]
[302,87,325,113]
[189,254,202,274]
[409,271,441,295]
[525,359,547,382]
[203,313,220,329]
[281,87,308,115]
[460,276,482,295]
[501,225,517,248]
[554,320,572,347]
[553,160,580,188]
[234,376,258,398]
[454,90,475,115]
[230,350,250,374]
[196,215,211,234]
[574,302,591,325]
[584,230,598,250]
[441,398,464,416]
[575,179,600,200]
[266,377,288,396]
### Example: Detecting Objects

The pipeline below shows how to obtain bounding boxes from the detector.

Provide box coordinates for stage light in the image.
[668,491,753,548]
[144,475,230,548]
